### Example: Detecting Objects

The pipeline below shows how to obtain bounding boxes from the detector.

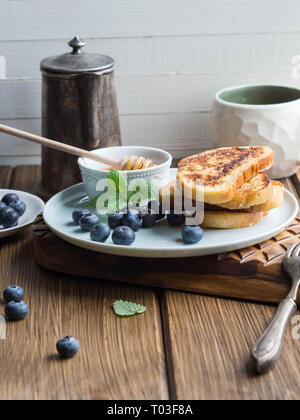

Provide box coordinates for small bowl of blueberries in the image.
[0,189,44,238]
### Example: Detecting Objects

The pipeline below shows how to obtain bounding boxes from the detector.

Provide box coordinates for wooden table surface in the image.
[0,165,300,400]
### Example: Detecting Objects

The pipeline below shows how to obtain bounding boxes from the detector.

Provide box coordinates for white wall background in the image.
[1,0,300,165]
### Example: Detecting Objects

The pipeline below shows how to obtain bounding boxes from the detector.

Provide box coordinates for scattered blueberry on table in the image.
[182,225,204,244]
[1,285,80,361]
[56,336,80,359]
[167,210,186,226]
[3,285,25,302]
[79,213,100,232]
[5,300,29,321]
[112,226,136,246]
[90,223,110,243]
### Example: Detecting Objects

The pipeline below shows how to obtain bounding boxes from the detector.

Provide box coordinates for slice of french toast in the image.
[250,180,284,212]
[177,146,274,204]
[218,172,272,209]
[160,177,283,214]
[201,211,268,229]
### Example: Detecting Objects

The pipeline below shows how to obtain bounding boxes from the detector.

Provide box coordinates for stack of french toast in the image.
[160,146,284,228]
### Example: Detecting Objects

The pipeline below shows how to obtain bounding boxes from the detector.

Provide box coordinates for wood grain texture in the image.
[0,166,13,188]
[32,160,300,306]
[1,165,300,400]
[160,291,300,400]
[160,172,300,400]
[0,166,168,400]
[33,216,300,305]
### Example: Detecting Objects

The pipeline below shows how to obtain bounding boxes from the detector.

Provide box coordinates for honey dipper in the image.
[0,124,155,171]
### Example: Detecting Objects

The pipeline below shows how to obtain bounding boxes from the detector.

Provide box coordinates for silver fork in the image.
[252,242,300,373]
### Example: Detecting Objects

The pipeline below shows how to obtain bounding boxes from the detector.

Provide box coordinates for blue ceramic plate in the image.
[43,169,299,258]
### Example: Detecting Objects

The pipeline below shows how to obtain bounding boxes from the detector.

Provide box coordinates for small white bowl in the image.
[0,189,44,239]
[78,146,172,198]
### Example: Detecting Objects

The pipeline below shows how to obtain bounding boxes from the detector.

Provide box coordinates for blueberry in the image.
[56,336,80,359]
[167,210,185,227]
[0,202,8,224]
[148,200,165,220]
[5,300,29,321]
[79,213,100,232]
[1,207,19,229]
[108,212,124,229]
[0,201,7,211]
[122,210,142,232]
[141,210,158,228]
[3,285,25,302]
[90,223,110,242]
[72,209,91,225]
[112,226,135,246]
[2,193,19,206]
[182,225,204,244]
[8,199,26,217]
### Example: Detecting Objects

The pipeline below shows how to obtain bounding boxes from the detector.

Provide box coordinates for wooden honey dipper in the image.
[0,124,155,171]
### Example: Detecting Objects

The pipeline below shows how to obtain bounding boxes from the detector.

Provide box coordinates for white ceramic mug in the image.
[211,85,300,178]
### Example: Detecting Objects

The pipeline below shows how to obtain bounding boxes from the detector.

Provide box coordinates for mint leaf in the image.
[84,195,98,209]
[113,300,147,317]
[83,168,159,213]
[108,169,128,196]
[127,179,159,206]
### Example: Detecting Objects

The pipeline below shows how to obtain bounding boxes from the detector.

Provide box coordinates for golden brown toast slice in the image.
[250,180,284,212]
[201,211,267,229]
[160,177,284,214]
[177,146,274,204]
[218,172,272,209]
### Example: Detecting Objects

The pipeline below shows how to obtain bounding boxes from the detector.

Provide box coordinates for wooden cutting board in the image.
[33,216,300,305]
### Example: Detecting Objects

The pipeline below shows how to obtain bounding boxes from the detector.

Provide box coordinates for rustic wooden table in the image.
[0,165,300,400]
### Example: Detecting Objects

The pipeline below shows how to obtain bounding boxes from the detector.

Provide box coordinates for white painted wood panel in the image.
[0,156,41,167]
[1,0,300,165]
[1,0,300,41]
[0,113,212,159]
[0,119,41,155]
[0,71,296,120]
[1,32,300,79]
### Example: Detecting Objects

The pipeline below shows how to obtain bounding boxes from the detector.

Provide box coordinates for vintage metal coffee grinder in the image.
[39,36,121,199]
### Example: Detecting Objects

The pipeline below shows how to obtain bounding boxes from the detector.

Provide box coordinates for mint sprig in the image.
[113,300,147,317]
[84,169,159,213]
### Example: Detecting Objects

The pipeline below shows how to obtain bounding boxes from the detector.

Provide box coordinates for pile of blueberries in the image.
[3,284,79,358]
[72,199,204,245]
[0,193,26,229]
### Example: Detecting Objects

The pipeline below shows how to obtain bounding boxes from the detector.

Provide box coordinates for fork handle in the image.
[252,298,297,373]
